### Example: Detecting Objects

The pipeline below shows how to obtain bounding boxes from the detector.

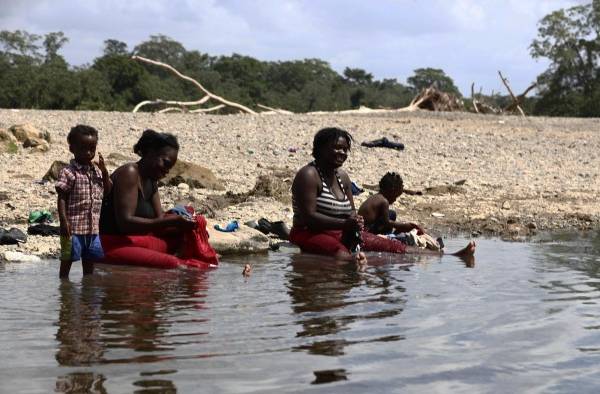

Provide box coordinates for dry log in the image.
[471,82,480,113]
[257,104,294,114]
[158,107,185,114]
[133,96,210,113]
[498,71,525,116]
[190,104,226,113]
[132,55,257,115]
[398,86,464,112]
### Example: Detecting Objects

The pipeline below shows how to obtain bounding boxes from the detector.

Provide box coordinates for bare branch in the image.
[132,96,210,113]
[471,82,480,113]
[498,71,525,117]
[257,104,294,114]
[132,55,257,114]
[189,104,226,113]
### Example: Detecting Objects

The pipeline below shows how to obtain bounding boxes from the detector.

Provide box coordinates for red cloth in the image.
[289,227,406,256]
[100,215,218,269]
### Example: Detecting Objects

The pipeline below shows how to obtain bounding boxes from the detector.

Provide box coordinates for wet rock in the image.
[207,221,270,254]
[160,160,224,190]
[527,222,537,230]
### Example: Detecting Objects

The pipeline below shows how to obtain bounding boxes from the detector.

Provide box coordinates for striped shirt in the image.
[55,160,104,234]
[293,162,353,223]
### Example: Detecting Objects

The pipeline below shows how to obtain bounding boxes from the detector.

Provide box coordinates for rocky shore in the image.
[1,109,599,260]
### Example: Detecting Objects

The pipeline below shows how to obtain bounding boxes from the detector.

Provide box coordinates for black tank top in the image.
[99,175,157,235]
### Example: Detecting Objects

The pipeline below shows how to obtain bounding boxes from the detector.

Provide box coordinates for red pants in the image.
[289,227,406,256]
[100,216,218,270]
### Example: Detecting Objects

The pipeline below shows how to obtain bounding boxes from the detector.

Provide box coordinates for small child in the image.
[357,172,424,235]
[56,125,112,278]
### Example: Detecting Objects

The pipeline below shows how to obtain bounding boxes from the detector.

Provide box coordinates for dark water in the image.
[2,234,600,393]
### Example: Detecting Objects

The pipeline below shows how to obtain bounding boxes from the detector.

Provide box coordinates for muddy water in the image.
[1,234,600,393]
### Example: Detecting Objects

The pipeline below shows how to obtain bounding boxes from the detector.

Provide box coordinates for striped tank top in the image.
[293,162,353,223]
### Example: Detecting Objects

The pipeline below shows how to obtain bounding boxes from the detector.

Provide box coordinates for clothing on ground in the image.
[28,223,60,236]
[361,137,405,151]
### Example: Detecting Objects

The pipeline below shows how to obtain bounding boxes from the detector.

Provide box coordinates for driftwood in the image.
[498,71,525,116]
[131,56,257,115]
[257,104,294,115]
[133,96,210,113]
[398,86,464,112]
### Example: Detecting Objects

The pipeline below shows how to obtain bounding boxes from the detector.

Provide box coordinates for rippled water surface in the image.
[2,234,600,393]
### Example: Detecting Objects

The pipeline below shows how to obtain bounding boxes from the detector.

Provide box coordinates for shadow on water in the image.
[54,266,210,393]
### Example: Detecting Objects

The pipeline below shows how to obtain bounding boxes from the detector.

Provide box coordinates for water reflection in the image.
[55,372,107,393]
[54,266,210,391]
[287,253,410,357]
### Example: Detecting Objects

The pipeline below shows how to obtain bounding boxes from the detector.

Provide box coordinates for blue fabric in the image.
[214,220,239,232]
[351,182,364,196]
[70,234,104,262]
[167,205,193,220]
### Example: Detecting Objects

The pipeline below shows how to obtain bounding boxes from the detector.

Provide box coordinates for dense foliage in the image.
[530,0,600,116]
[0,32,459,113]
[0,1,597,116]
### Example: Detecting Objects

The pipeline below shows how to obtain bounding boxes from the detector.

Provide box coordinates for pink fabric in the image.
[100,215,218,270]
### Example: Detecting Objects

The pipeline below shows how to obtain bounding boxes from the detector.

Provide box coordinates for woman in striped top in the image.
[290,127,476,264]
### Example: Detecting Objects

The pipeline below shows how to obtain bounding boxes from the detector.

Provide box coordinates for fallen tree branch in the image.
[189,104,226,113]
[158,107,185,113]
[133,96,210,113]
[257,104,294,114]
[132,55,257,115]
[504,82,537,113]
[498,71,525,117]
[471,82,480,113]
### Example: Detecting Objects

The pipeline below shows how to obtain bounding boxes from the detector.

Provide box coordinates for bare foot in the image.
[451,241,476,257]
[355,251,367,265]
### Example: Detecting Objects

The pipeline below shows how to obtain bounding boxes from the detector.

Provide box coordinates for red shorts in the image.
[289,227,406,256]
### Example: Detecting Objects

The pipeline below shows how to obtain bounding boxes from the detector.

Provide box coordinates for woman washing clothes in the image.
[99,129,217,269]
[289,127,476,264]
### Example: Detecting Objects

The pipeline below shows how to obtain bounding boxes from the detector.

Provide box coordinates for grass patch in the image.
[6,141,19,154]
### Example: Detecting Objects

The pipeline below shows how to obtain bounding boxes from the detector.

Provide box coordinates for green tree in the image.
[43,32,68,62]
[103,39,129,56]
[530,0,600,116]
[407,68,461,96]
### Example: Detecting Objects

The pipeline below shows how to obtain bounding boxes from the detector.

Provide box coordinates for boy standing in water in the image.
[358,172,424,235]
[56,125,112,278]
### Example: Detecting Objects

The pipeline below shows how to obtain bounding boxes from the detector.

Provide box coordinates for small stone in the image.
[527,222,537,229]
[502,201,511,210]
[431,212,445,218]
[177,183,190,193]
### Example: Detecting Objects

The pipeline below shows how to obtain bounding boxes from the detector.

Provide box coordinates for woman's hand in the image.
[172,215,198,231]
[344,213,364,232]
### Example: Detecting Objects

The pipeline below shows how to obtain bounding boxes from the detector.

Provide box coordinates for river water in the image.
[1,233,600,393]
